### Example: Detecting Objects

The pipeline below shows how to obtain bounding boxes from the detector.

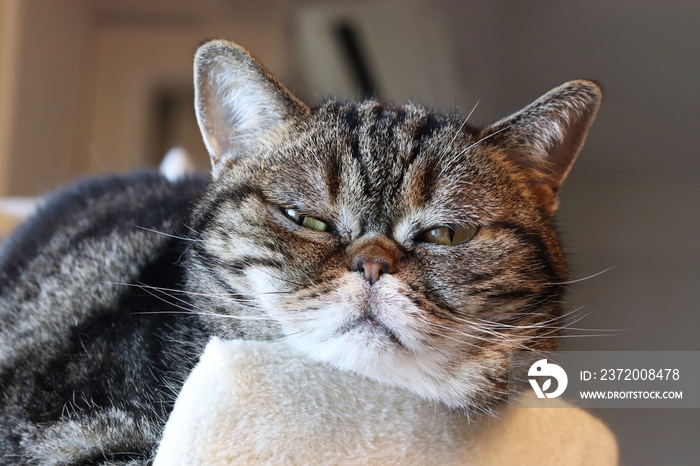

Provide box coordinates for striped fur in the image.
[0,173,210,463]
[0,40,601,463]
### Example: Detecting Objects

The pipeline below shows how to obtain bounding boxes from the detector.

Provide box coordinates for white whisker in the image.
[546,267,614,286]
[135,225,198,243]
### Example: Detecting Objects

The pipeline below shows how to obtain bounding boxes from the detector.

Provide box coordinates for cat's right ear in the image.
[483,80,602,212]
[194,40,310,177]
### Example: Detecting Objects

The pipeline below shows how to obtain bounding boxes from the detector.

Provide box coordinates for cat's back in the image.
[0,171,210,463]
[0,170,210,367]
[0,170,208,339]
[1,171,207,280]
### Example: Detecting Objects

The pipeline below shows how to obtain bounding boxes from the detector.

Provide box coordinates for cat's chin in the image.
[286,327,485,410]
[251,271,489,409]
[336,315,404,347]
[282,285,484,409]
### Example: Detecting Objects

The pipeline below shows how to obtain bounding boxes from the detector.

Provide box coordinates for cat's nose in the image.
[347,234,401,284]
[353,258,389,284]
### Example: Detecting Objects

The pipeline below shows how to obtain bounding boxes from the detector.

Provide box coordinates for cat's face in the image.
[188,41,601,412]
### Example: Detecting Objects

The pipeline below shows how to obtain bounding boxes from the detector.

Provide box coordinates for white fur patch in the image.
[248,270,485,407]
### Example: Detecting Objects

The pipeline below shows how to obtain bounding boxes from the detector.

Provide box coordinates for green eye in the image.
[284,208,329,232]
[419,224,477,246]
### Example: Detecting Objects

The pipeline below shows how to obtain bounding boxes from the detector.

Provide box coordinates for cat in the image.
[0,40,601,464]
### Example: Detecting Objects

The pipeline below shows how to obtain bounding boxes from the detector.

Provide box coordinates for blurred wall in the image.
[0,0,293,196]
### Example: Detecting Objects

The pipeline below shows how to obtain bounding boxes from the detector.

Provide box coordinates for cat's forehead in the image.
[311,100,467,148]
[286,100,489,181]
[255,100,512,232]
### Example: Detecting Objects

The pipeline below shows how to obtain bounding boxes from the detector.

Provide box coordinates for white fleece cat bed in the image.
[154,338,617,465]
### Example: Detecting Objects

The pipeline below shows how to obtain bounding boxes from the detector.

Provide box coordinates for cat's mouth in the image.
[337,312,403,347]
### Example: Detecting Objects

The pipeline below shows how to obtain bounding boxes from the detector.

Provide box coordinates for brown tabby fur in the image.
[0,40,601,463]
[188,41,602,412]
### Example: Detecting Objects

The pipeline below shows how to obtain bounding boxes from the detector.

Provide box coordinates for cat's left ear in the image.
[194,40,310,177]
[484,80,602,211]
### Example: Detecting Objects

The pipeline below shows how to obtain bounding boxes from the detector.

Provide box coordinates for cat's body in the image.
[0,173,210,463]
[0,41,601,464]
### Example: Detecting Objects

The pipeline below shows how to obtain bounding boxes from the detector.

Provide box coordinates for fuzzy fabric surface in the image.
[154,338,617,465]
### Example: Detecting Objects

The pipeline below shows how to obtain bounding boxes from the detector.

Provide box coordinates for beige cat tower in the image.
[154,338,617,465]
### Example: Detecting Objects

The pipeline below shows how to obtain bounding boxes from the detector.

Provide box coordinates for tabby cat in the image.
[0,40,601,464]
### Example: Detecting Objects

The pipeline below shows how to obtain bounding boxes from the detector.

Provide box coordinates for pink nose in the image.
[357,259,389,284]
[347,234,400,285]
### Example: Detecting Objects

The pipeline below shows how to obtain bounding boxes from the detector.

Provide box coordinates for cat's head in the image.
[187,40,601,412]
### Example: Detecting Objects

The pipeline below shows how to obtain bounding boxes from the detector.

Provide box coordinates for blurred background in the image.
[0,0,698,463]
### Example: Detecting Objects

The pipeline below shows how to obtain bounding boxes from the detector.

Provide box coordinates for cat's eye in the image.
[284,208,329,232]
[419,224,477,246]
